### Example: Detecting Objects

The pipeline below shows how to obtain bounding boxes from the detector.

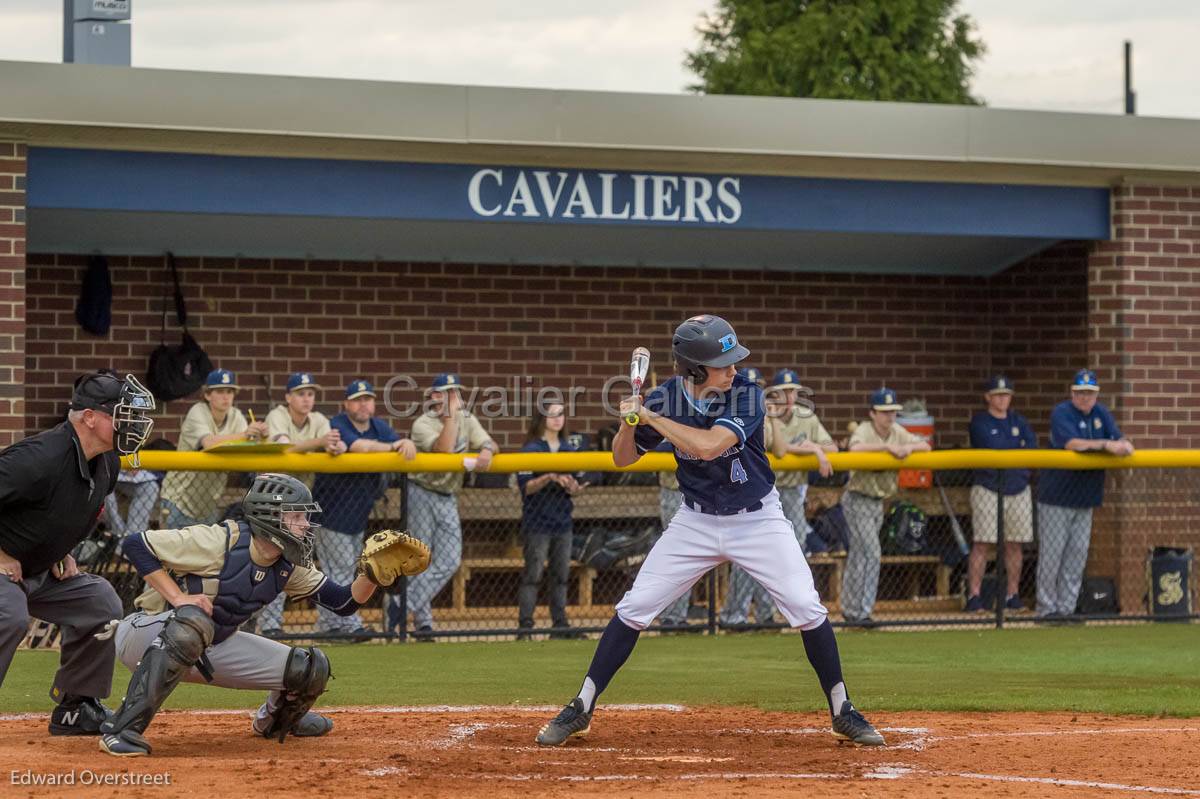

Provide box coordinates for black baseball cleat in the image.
[831,701,886,746]
[536,698,592,746]
[49,695,112,736]
[99,729,151,757]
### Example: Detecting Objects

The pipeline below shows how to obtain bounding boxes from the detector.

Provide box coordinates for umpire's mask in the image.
[71,372,156,464]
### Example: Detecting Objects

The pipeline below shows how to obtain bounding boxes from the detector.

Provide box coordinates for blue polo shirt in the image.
[634,374,772,513]
[516,437,579,535]
[969,410,1037,495]
[312,413,400,534]
[1037,400,1123,508]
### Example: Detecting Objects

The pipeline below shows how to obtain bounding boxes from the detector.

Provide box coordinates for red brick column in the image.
[1087,182,1200,613]
[0,142,25,447]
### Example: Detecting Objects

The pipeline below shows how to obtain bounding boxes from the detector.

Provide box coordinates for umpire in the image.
[0,371,154,735]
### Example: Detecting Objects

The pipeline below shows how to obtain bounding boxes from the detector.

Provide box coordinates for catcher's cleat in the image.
[831,701,885,746]
[100,729,151,757]
[536,698,592,746]
[49,695,112,736]
[288,711,333,738]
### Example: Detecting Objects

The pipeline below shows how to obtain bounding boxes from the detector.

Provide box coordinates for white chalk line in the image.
[389,769,1200,794]
[0,703,685,723]
[941,771,1200,797]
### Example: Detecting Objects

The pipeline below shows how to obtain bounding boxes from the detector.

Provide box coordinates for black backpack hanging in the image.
[145,253,213,402]
[75,254,113,335]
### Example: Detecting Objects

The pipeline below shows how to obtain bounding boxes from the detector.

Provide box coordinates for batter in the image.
[536,314,884,748]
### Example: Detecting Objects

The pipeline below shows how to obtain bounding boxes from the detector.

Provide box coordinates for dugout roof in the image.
[4,60,1200,275]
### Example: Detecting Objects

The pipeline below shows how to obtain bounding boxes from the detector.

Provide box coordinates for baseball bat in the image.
[624,347,651,426]
[933,471,970,556]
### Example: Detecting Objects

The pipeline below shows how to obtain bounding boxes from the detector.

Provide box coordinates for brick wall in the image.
[1089,184,1200,448]
[1085,182,1200,608]
[24,249,1089,450]
[0,142,25,446]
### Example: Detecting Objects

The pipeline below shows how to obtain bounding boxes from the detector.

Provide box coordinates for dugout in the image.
[1,60,1199,615]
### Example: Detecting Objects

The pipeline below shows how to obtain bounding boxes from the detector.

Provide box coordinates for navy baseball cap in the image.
[204,369,238,390]
[430,373,466,393]
[1071,369,1100,391]
[738,367,765,386]
[287,372,321,393]
[869,387,903,411]
[985,375,1014,395]
[769,368,802,390]
[345,379,376,400]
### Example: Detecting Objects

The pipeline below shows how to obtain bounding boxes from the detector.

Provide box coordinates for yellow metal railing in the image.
[122,449,1200,474]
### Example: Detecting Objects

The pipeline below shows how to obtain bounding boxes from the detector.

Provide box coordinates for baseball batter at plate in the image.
[536,314,884,747]
[98,473,429,757]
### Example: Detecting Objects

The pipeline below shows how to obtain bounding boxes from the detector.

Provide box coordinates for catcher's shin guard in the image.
[101,606,215,752]
[261,646,332,743]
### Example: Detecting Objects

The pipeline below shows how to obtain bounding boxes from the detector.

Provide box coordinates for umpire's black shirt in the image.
[0,422,119,576]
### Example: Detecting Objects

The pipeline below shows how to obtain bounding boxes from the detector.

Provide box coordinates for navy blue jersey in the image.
[969,410,1037,495]
[1038,400,1123,508]
[633,374,773,512]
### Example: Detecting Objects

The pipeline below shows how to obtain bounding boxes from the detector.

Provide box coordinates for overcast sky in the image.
[2,0,1198,118]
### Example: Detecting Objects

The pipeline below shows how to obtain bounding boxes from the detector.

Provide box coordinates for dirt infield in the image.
[2,706,1198,798]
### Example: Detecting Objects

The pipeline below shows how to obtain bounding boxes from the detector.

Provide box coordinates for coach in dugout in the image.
[0,372,154,736]
[1035,369,1134,619]
[964,376,1038,613]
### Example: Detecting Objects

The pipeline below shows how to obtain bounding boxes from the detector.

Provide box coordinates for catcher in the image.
[98,473,429,757]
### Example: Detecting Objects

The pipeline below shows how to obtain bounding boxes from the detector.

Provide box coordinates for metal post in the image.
[395,473,409,643]
[707,569,718,635]
[994,483,1006,630]
[1124,40,1136,115]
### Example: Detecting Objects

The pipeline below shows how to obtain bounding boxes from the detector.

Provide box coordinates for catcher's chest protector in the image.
[184,521,294,644]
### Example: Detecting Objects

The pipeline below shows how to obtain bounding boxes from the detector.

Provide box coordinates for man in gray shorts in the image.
[100,473,421,757]
[0,371,154,737]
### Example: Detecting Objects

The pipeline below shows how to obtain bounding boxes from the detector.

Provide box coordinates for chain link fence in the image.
[61,452,1199,645]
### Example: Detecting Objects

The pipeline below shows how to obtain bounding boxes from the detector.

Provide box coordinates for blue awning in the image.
[25,147,1109,274]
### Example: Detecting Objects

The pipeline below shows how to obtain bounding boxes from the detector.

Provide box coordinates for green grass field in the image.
[5,624,1198,716]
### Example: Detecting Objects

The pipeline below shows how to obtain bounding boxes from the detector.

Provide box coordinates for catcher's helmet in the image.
[672,314,750,382]
[243,473,322,567]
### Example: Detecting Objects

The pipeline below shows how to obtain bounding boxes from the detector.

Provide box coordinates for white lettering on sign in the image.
[467,169,743,225]
[93,0,129,12]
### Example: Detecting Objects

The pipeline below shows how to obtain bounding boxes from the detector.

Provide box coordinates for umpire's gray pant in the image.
[840,491,884,620]
[313,528,366,633]
[1036,502,1094,616]
[0,571,123,700]
[402,483,463,629]
[654,487,690,625]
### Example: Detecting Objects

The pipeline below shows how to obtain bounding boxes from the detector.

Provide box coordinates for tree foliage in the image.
[685,0,985,104]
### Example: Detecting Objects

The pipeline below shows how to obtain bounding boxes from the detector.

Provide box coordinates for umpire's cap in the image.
[672,314,749,381]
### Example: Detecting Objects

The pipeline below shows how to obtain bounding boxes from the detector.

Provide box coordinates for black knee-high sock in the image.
[801,619,849,716]
[575,615,641,712]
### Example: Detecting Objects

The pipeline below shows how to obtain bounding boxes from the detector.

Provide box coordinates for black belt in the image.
[684,499,763,516]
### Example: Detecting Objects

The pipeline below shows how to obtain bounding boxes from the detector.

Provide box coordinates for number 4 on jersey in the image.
[730,458,748,484]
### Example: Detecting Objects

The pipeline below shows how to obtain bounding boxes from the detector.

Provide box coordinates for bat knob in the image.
[624,412,640,426]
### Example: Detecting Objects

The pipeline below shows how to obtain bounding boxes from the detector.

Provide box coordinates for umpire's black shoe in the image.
[49,694,112,736]
[831,701,886,746]
[536,698,592,746]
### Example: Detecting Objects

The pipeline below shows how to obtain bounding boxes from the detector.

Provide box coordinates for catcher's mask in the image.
[70,372,156,464]
[243,473,322,567]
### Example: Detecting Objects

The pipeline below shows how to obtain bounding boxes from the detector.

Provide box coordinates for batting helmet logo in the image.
[719,333,737,352]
